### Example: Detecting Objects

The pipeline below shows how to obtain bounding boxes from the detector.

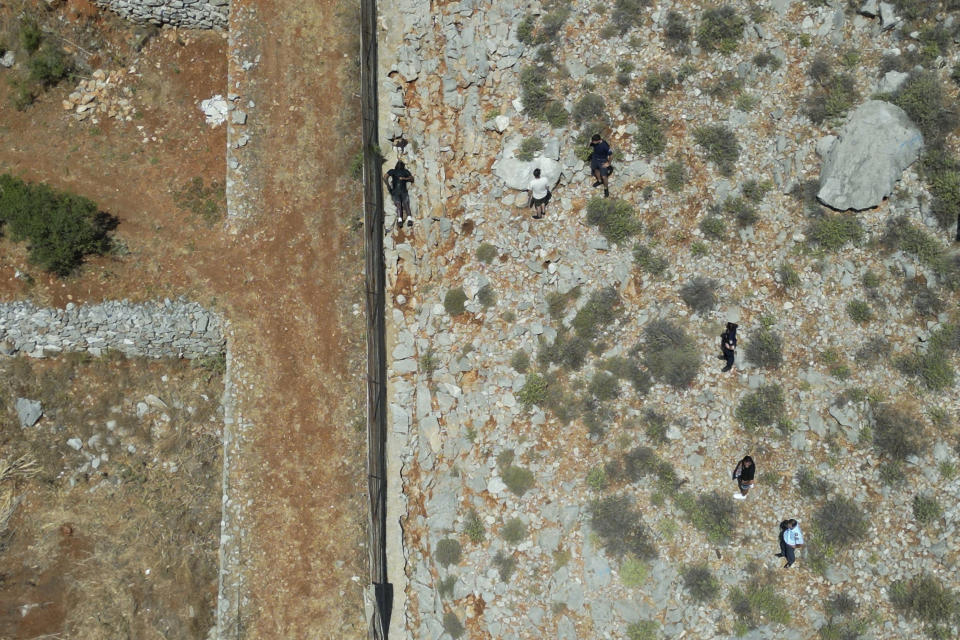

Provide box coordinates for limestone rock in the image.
[0,51,14,68]
[15,398,43,428]
[817,100,923,211]
[492,136,562,191]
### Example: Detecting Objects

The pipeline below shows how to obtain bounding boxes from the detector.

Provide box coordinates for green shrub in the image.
[920,149,960,231]
[172,176,225,225]
[891,71,957,144]
[435,539,462,567]
[889,574,960,635]
[664,160,685,192]
[778,263,802,289]
[735,384,786,432]
[588,371,620,402]
[697,5,746,54]
[492,550,516,582]
[896,351,955,390]
[28,45,72,88]
[694,125,740,176]
[699,215,726,240]
[806,73,858,124]
[546,287,579,320]
[742,179,771,203]
[806,213,864,251]
[464,509,485,543]
[621,97,666,156]
[729,581,791,629]
[626,621,659,640]
[642,320,700,388]
[872,404,927,462]
[19,19,43,53]
[722,196,758,227]
[681,564,720,602]
[477,284,496,308]
[420,348,438,374]
[796,467,833,498]
[814,495,867,548]
[516,14,537,44]
[620,555,649,587]
[444,287,468,315]
[611,0,650,35]
[510,350,530,373]
[0,174,116,276]
[753,51,782,70]
[519,65,554,119]
[501,517,527,544]
[587,465,608,491]
[604,355,652,393]
[855,336,890,366]
[664,10,691,47]
[707,71,744,100]
[644,70,676,96]
[502,465,535,496]
[745,327,783,369]
[438,575,456,599]
[913,494,943,526]
[846,300,873,324]
[516,136,544,161]
[545,101,569,127]
[572,286,620,340]
[681,490,737,544]
[443,612,465,639]
[679,277,718,314]
[537,7,571,43]
[588,494,657,559]
[517,372,548,407]
[633,243,668,277]
[585,198,641,244]
[573,93,607,124]
[643,408,669,444]
[476,242,498,263]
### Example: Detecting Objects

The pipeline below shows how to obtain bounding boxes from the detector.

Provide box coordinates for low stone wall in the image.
[0,299,225,359]
[93,0,229,30]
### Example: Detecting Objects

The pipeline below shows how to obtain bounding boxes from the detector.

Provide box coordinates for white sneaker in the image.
[733,493,747,500]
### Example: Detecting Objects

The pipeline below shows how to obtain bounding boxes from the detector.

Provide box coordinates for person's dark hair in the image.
[395,160,405,170]
[591,133,602,142]
[788,519,798,528]
[726,322,738,332]
[533,168,541,178]
[780,519,789,531]
[741,455,753,467]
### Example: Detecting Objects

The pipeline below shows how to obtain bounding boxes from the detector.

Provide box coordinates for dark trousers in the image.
[779,540,795,565]
[721,349,735,372]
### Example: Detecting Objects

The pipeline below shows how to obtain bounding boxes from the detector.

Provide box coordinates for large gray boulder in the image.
[817,100,923,211]
[492,136,562,191]
[15,398,42,428]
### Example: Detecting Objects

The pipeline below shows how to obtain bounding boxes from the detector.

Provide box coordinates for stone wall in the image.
[93,0,229,30]
[0,299,225,359]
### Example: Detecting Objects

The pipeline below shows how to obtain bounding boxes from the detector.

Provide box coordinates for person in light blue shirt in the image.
[775,519,804,568]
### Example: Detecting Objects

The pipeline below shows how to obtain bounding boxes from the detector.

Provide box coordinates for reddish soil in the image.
[0,0,368,637]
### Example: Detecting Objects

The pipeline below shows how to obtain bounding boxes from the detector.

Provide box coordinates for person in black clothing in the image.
[589,134,613,198]
[719,322,738,373]
[732,455,755,500]
[384,161,414,228]
[956,212,960,242]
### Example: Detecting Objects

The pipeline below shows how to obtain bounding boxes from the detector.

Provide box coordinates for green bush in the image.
[502,465,535,496]
[492,550,516,582]
[796,467,833,498]
[889,574,960,635]
[444,287,468,315]
[855,336,890,366]
[443,612,465,639]
[806,213,864,251]
[586,466,608,491]
[729,581,791,629]
[633,243,669,277]
[477,284,496,308]
[620,555,649,587]
[28,45,72,88]
[621,97,666,156]
[891,71,957,144]
[572,287,620,340]
[588,371,620,402]
[846,300,873,324]
[778,263,802,289]
[664,10,691,47]
[588,494,657,559]
[681,490,737,544]
[626,621,660,640]
[519,65,554,119]
[872,404,927,462]
[510,350,530,373]
[516,136,544,161]
[664,160,685,192]
[20,18,43,53]
[642,320,700,388]
[697,5,746,54]
[913,494,943,526]
[585,198,641,244]
[735,384,786,432]
[464,508,485,543]
[707,71,744,100]
[0,174,116,276]
[501,517,527,544]
[644,70,676,96]
[679,277,718,314]
[537,7,571,43]
[435,539,462,567]
[722,196,758,227]
[573,93,607,124]
[895,350,955,391]
[920,149,960,231]
[438,575,456,599]
[745,327,783,369]
[604,355,652,393]
[517,372,548,407]
[611,0,650,35]
[814,495,867,548]
[681,564,721,602]
[694,125,740,176]
[516,14,537,45]
[699,215,725,240]
[742,179,771,203]
[753,51,782,70]
[476,242,498,263]
[545,101,569,127]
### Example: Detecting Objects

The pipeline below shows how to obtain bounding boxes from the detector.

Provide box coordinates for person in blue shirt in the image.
[589,134,613,198]
[775,519,804,568]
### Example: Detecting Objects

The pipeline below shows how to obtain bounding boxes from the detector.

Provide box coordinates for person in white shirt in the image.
[528,168,551,219]
[776,519,804,568]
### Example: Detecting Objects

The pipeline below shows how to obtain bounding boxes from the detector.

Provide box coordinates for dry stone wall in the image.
[0,299,225,359]
[93,0,229,30]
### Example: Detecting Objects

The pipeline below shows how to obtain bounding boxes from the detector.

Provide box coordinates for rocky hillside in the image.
[379,1,960,638]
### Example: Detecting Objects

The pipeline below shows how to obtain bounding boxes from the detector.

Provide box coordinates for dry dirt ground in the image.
[0,0,368,637]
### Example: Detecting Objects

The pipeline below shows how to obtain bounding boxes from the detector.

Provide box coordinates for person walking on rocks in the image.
[775,519,804,568]
[384,160,414,229]
[528,168,551,219]
[589,134,613,198]
[731,455,755,500]
[719,322,738,373]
